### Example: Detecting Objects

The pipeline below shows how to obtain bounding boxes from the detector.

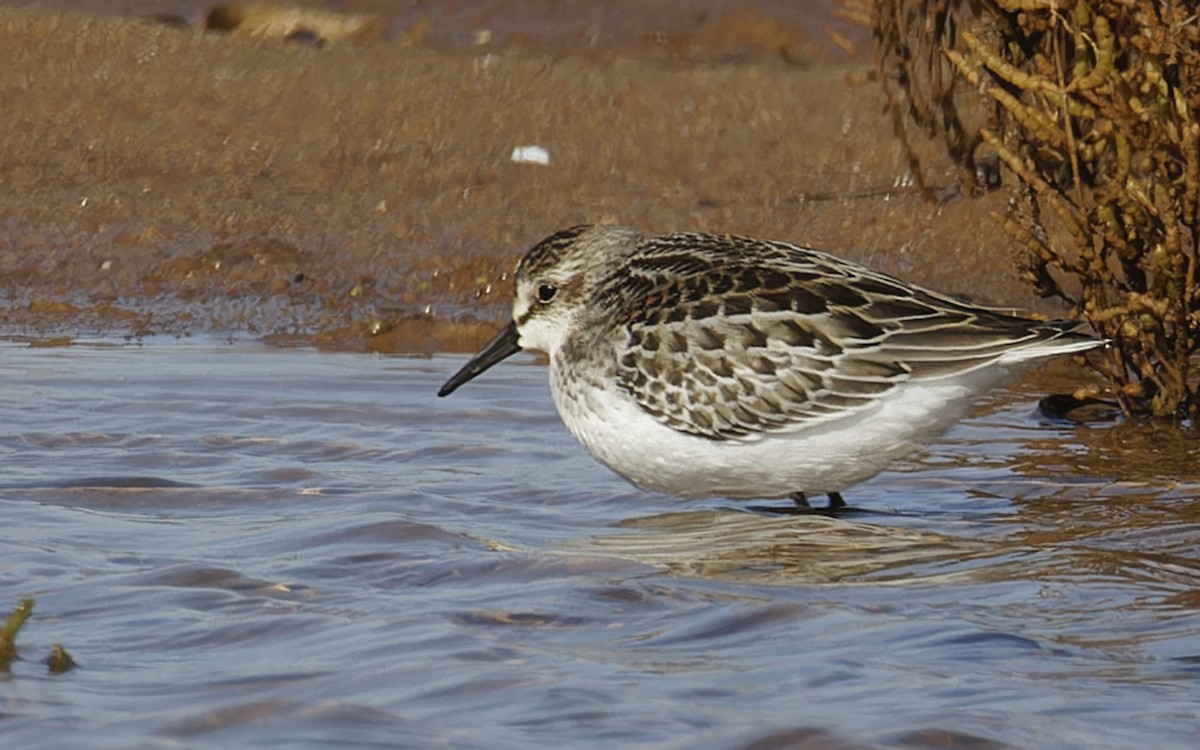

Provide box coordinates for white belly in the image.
[549,366,989,499]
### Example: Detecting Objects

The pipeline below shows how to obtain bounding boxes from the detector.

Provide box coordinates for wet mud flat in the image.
[1,0,1042,351]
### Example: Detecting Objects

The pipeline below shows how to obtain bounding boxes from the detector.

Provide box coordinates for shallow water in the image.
[1,340,1198,749]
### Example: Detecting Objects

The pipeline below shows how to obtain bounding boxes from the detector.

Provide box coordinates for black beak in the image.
[437,321,522,397]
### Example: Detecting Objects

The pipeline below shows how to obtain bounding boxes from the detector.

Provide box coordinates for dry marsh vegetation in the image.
[873,0,1200,420]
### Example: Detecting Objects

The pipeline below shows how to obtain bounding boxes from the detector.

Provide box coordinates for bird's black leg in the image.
[746,491,847,515]
[792,492,846,510]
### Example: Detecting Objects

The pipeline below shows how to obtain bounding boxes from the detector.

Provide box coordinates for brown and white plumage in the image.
[439,225,1102,508]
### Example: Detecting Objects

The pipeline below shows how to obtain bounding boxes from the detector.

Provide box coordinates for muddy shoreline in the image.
[1,2,1044,352]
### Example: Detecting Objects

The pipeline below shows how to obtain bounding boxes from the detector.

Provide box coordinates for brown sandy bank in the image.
[0,2,1041,352]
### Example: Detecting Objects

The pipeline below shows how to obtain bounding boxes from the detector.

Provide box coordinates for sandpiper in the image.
[438,225,1102,510]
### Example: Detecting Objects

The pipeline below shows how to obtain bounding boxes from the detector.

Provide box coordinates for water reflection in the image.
[571,510,1002,585]
[0,340,1197,749]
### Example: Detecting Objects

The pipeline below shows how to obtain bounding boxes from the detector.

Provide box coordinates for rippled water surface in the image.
[2,340,1198,749]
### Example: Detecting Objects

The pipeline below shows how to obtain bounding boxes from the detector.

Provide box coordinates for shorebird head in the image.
[438,225,640,397]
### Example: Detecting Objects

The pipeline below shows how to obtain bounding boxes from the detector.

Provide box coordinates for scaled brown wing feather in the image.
[618,314,910,440]
[610,265,912,441]
[606,234,1050,441]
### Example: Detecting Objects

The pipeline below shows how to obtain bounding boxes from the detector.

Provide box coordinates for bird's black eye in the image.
[537,283,558,304]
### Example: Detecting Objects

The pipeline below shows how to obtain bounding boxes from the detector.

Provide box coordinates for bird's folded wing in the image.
[614,306,911,441]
